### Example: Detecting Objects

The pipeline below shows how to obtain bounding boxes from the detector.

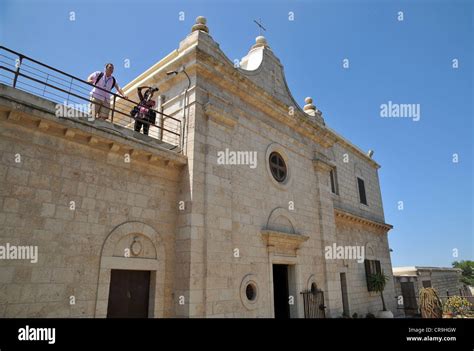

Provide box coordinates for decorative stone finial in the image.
[304,97,316,114]
[256,36,267,45]
[252,35,269,49]
[303,96,323,119]
[191,16,209,33]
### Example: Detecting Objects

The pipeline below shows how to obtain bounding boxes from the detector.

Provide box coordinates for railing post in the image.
[12,55,23,88]
[66,77,73,105]
[42,74,49,97]
[111,95,116,123]
[158,95,164,141]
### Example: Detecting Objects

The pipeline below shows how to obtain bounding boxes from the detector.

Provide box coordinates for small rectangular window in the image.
[330,168,339,195]
[364,259,381,291]
[357,177,367,205]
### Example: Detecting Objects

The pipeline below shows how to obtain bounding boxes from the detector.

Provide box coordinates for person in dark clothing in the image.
[133,86,158,135]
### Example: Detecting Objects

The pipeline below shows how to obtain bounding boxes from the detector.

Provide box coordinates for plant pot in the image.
[376,310,394,318]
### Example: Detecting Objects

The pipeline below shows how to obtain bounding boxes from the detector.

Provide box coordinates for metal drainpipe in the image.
[158,94,165,141]
[182,70,191,154]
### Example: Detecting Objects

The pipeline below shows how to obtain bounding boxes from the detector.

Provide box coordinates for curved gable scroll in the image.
[239,42,305,116]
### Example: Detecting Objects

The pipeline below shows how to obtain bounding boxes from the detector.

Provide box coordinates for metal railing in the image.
[0,46,181,150]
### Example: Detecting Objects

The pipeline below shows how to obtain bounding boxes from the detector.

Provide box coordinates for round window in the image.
[269,152,287,183]
[245,283,257,301]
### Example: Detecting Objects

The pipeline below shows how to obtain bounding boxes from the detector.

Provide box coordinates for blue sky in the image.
[1,0,472,267]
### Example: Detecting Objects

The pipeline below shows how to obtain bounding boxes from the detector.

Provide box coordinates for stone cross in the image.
[253,18,266,36]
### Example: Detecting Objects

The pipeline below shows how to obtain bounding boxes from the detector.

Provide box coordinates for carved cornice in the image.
[204,99,238,128]
[313,151,336,172]
[334,208,393,232]
[261,229,309,256]
[0,94,187,169]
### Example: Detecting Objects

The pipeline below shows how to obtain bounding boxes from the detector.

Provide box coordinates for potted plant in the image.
[368,270,393,318]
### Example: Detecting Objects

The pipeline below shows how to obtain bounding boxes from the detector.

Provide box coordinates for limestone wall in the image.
[327,142,384,223]
[427,270,463,297]
[0,86,184,317]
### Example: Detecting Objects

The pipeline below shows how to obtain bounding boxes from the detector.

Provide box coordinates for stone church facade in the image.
[0,17,396,318]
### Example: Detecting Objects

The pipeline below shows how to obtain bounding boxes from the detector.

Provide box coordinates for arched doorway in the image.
[94,221,165,318]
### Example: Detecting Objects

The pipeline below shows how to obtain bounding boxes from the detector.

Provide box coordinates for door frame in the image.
[99,258,160,317]
[272,264,291,319]
[94,222,165,318]
[268,253,302,318]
